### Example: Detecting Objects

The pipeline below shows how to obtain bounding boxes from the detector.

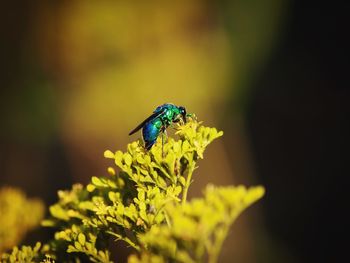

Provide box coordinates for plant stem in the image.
[106,231,140,251]
[182,160,195,205]
[207,212,240,263]
[208,225,229,263]
[164,210,172,228]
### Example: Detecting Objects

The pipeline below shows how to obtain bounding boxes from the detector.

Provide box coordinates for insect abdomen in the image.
[142,119,162,150]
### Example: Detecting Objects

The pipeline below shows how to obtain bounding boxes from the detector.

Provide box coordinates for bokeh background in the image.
[0,1,347,262]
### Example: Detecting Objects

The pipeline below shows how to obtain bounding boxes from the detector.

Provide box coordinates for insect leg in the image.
[187,113,197,121]
[160,131,164,158]
[161,132,164,158]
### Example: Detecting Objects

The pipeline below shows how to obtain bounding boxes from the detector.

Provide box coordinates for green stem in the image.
[158,166,172,181]
[207,212,241,263]
[182,160,195,205]
[208,225,229,263]
[164,210,172,228]
[106,231,140,251]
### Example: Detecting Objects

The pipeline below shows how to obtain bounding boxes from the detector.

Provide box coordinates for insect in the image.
[129,103,188,151]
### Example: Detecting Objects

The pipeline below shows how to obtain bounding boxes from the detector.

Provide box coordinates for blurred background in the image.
[0,1,347,262]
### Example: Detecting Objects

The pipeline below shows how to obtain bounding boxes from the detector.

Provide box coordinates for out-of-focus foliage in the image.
[0,187,45,254]
[35,1,235,145]
[130,185,264,263]
[1,120,264,262]
[0,243,52,263]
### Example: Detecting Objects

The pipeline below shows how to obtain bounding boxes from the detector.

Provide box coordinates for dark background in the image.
[247,1,348,262]
[1,1,348,262]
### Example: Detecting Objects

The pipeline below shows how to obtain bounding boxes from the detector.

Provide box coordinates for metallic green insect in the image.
[129,103,188,150]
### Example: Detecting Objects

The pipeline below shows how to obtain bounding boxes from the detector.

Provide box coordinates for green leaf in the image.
[182,140,191,152]
[124,153,132,166]
[138,189,145,201]
[79,201,95,210]
[117,204,124,215]
[85,242,92,252]
[78,233,86,246]
[98,250,106,259]
[49,204,69,221]
[114,151,124,167]
[136,155,145,164]
[87,184,96,192]
[67,245,77,253]
[104,150,115,159]
[74,241,82,250]
[174,186,182,196]
[91,176,104,187]
[41,219,55,227]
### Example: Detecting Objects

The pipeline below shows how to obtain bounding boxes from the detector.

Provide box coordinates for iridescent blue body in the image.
[129,103,187,150]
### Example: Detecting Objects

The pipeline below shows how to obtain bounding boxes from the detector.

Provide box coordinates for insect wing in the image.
[128,110,164,135]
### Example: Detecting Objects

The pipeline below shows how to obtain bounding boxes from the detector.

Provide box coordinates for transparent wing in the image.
[128,110,165,135]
